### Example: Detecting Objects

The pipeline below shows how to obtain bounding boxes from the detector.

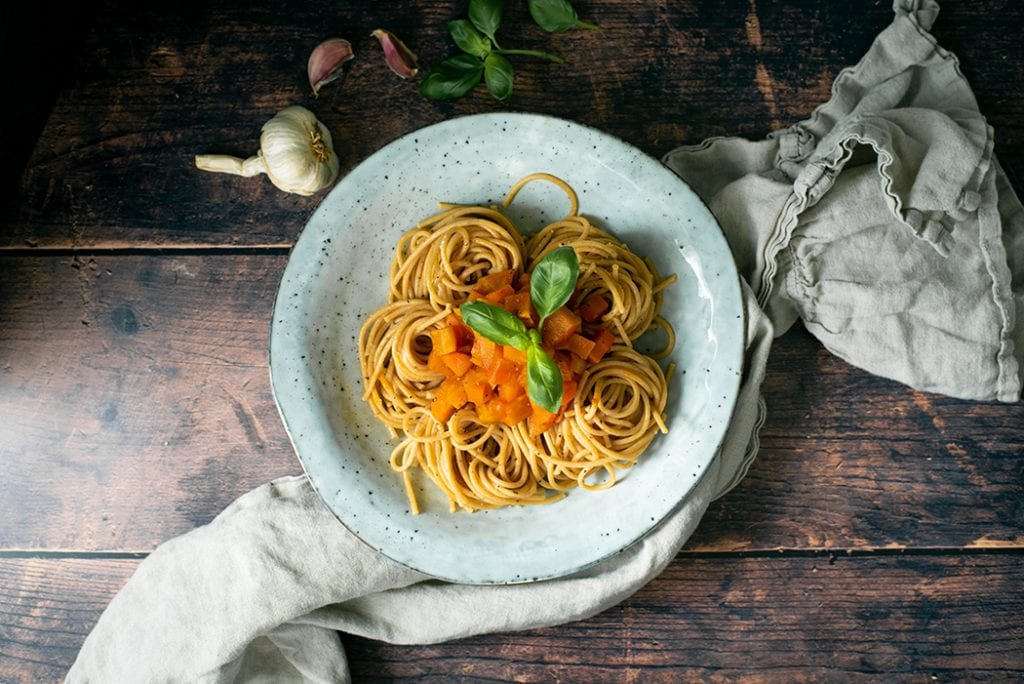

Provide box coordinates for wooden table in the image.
[3,1,1022,680]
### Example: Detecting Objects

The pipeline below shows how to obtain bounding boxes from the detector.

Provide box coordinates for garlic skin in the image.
[371,29,419,79]
[308,38,354,96]
[195,106,340,196]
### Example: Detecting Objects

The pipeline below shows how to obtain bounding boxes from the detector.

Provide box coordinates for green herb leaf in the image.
[418,54,485,100]
[459,300,531,350]
[527,0,600,32]
[527,345,564,414]
[530,246,580,325]
[449,19,492,58]
[469,0,504,43]
[484,53,514,101]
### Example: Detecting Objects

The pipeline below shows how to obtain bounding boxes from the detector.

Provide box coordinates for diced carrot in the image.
[553,352,575,384]
[588,327,615,363]
[441,351,473,377]
[430,397,456,423]
[560,379,578,409]
[502,291,535,323]
[559,333,596,361]
[476,400,503,424]
[498,374,526,401]
[445,316,473,350]
[502,344,528,365]
[471,335,501,370]
[576,293,610,322]
[504,394,533,423]
[569,354,588,375]
[472,269,516,295]
[435,377,468,409]
[528,404,558,437]
[484,284,516,305]
[427,350,453,376]
[487,356,519,387]
[430,326,459,355]
[541,307,581,347]
[462,369,491,405]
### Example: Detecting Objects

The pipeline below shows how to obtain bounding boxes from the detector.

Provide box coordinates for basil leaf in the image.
[418,54,485,100]
[460,301,531,350]
[527,345,563,414]
[469,0,503,42]
[530,246,579,325]
[527,0,599,32]
[484,53,514,102]
[449,19,492,58]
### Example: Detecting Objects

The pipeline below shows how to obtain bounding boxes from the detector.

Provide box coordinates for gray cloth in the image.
[68,1,1022,681]
[665,0,1023,401]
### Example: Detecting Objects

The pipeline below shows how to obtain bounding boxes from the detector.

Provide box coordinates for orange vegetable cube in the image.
[588,327,615,363]
[472,269,516,295]
[528,404,558,437]
[430,397,456,423]
[471,335,501,370]
[559,333,596,361]
[569,354,588,375]
[560,379,578,409]
[427,350,454,377]
[442,352,473,377]
[504,394,533,424]
[498,376,525,401]
[541,307,581,348]
[476,400,504,424]
[576,293,610,322]
[484,284,516,305]
[553,352,575,383]
[502,344,528,365]
[463,369,492,405]
[435,377,468,409]
[430,326,459,355]
[487,356,518,387]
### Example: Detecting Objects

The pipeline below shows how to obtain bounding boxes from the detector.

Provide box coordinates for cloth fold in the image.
[665,0,1023,401]
[69,1,1022,681]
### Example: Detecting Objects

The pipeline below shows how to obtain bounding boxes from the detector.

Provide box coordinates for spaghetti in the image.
[358,173,676,513]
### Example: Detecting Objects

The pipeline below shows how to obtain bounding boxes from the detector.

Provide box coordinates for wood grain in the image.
[3,1,1023,680]
[2,254,1022,552]
[2,554,1021,682]
[0,254,297,550]
[3,0,1020,247]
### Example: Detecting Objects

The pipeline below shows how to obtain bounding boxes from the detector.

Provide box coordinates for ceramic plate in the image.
[269,112,743,584]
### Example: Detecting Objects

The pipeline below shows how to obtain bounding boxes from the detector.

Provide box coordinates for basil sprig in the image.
[459,247,580,414]
[420,0,596,102]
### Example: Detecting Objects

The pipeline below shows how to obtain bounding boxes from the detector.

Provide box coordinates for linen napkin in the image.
[68,0,1022,681]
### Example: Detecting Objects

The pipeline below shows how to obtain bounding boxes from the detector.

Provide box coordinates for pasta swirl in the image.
[358,174,676,513]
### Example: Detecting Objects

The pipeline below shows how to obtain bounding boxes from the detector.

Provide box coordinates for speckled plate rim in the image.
[269,112,744,585]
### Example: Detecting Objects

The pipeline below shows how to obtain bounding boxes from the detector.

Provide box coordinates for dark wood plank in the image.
[0,558,137,683]
[2,255,1022,552]
[0,254,297,550]
[4,0,1020,247]
[3,554,1022,682]
[689,324,1024,552]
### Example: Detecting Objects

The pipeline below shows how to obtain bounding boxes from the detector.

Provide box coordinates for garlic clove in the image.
[308,38,354,96]
[371,29,419,79]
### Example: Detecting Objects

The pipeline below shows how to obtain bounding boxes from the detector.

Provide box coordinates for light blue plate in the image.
[269,113,743,584]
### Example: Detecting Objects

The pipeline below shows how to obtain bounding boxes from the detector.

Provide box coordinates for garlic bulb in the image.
[195,106,340,196]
